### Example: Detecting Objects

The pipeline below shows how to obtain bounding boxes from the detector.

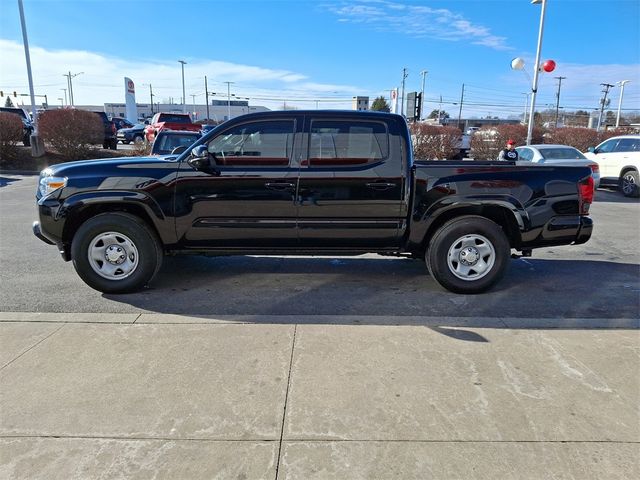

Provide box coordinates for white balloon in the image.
[511,57,525,70]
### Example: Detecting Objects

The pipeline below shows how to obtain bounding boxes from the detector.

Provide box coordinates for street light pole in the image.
[616,80,630,127]
[178,60,187,114]
[17,0,44,156]
[527,0,547,145]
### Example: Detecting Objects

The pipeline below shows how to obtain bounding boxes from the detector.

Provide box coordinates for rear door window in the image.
[614,138,640,153]
[307,120,389,167]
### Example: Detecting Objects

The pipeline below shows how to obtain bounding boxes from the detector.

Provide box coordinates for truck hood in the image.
[42,155,179,177]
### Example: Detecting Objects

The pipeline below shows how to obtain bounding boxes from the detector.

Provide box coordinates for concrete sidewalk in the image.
[1,313,638,479]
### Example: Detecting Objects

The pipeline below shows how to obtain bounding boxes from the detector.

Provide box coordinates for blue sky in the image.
[1,0,639,119]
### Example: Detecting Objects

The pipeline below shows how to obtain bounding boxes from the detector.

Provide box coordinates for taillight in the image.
[588,163,599,174]
[578,176,594,215]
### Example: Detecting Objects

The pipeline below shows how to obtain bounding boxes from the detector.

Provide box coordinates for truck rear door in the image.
[296,115,405,248]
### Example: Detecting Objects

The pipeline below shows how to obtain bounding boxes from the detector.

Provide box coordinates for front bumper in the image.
[32,221,55,245]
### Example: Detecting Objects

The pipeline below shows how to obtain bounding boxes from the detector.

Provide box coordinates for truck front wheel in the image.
[427,215,510,294]
[71,213,163,293]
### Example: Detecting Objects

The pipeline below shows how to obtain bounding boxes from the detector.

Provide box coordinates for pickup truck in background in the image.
[144,112,201,143]
[33,111,594,294]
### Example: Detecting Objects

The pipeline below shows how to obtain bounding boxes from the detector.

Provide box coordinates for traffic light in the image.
[0,91,3,97]
[415,92,422,120]
[13,91,17,97]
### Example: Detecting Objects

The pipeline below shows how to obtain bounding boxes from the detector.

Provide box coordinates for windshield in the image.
[154,134,199,154]
[0,107,27,119]
[539,147,586,160]
[159,114,191,123]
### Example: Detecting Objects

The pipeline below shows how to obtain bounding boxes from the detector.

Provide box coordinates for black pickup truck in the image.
[33,110,594,294]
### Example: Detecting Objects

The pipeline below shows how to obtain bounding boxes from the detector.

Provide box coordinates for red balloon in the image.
[542,60,556,72]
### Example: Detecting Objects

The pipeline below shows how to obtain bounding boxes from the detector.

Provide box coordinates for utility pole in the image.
[522,92,530,125]
[457,83,465,130]
[400,68,408,116]
[554,76,566,128]
[149,84,154,114]
[61,88,67,106]
[224,81,234,119]
[616,80,630,127]
[438,95,443,124]
[204,76,210,121]
[419,70,428,121]
[597,83,614,131]
[63,71,83,106]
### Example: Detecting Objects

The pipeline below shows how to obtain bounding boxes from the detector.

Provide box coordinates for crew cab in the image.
[33,111,594,294]
[144,112,201,143]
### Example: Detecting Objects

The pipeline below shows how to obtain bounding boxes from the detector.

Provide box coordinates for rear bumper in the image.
[520,215,593,249]
[573,216,593,245]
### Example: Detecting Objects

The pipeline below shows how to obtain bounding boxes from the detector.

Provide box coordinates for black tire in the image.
[102,141,109,149]
[426,215,510,294]
[23,134,31,147]
[110,139,118,150]
[71,213,163,293]
[619,170,639,198]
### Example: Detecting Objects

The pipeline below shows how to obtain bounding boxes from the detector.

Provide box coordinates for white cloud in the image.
[0,39,362,109]
[324,0,512,51]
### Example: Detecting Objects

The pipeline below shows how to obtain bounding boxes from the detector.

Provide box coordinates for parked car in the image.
[583,135,640,197]
[116,124,146,144]
[144,112,201,143]
[111,117,135,131]
[91,111,117,150]
[0,106,33,146]
[33,110,594,295]
[516,144,600,188]
[151,130,201,155]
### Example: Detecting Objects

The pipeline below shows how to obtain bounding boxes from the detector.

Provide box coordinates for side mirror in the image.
[587,147,596,153]
[187,145,215,171]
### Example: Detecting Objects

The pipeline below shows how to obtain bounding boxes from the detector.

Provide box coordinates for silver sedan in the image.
[516,144,600,188]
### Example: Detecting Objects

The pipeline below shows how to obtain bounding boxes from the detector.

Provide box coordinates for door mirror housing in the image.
[587,146,596,153]
[187,145,217,172]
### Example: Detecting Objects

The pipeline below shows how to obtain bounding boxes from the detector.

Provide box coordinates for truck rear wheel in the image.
[71,213,163,293]
[426,215,510,294]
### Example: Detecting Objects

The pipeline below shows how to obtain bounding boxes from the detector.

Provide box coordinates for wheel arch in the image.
[61,202,167,253]
[419,204,522,255]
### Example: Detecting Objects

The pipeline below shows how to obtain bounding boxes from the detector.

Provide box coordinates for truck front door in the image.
[296,117,405,248]
[174,118,300,248]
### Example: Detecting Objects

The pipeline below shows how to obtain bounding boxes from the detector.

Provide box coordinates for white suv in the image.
[584,135,640,197]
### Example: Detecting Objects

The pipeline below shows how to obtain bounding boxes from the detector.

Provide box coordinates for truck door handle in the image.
[265,182,295,191]
[366,182,396,191]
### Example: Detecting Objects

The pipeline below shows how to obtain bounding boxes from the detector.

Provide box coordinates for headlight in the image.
[38,170,67,197]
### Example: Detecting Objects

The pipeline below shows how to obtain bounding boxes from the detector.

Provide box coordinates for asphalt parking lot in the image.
[1,174,639,479]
